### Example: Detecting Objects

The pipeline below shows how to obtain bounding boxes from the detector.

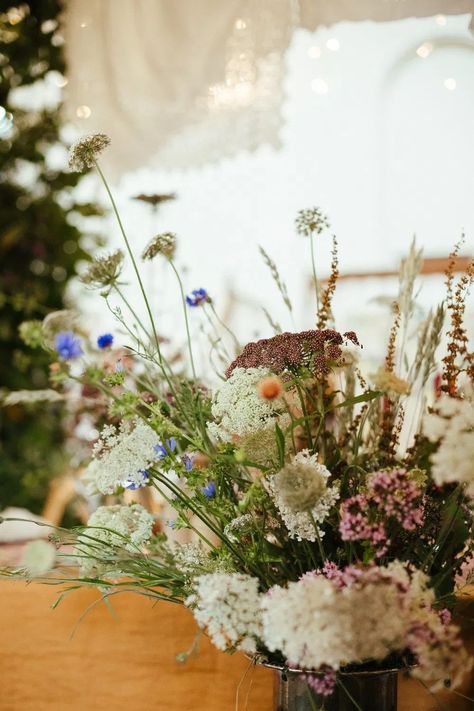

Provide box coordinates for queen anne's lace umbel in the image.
[270,451,339,541]
[208,367,286,441]
[87,419,159,494]
[424,392,474,496]
[78,503,154,576]
[262,569,407,670]
[261,562,472,690]
[186,573,262,653]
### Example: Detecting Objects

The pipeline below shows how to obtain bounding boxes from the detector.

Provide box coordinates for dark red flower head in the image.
[225,329,360,379]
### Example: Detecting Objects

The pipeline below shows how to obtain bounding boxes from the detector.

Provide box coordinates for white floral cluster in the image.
[262,569,407,670]
[424,391,474,496]
[208,368,289,460]
[174,543,209,575]
[21,540,56,576]
[78,503,154,576]
[3,389,64,406]
[408,604,472,692]
[87,419,159,494]
[186,572,262,654]
[261,562,471,690]
[223,514,254,542]
[269,451,339,541]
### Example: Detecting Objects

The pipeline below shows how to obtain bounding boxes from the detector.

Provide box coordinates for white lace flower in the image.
[262,561,470,690]
[424,393,474,496]
[269,451,339,541]
[409,605,473,692]
[3,389,64,406]
[78,503,154,576]
[262,566,409,670]
[186,573,262,653]
[174,543,208,574]
[87,419,159,494]
[21,540,56,576]
[224,514,254,543]
[208,367,288,443]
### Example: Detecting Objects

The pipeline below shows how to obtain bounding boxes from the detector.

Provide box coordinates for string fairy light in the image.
[76,105,92,119]
[443,77,457,91]
[416,42,434,58]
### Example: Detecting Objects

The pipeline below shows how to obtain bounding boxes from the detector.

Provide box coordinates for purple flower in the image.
[304,667,336,697]
[186,288,209,307]
[167,519,176,529]
[202,481,216,498]
[124,470,150,490]
[54,331,83,360]
[181,454,193,472]
[97,333,114,349]
[154,438,177,459]
[339,468,424,557]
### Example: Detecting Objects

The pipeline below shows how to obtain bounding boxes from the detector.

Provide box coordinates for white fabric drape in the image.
[64,0,473,175]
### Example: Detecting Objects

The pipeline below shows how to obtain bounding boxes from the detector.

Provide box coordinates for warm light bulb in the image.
[443,77,456,91]
[76,105,92,118]
[435,14,447,26]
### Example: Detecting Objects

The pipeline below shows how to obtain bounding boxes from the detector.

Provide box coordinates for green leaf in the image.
[333,390,382,410]
[275,422,286,467]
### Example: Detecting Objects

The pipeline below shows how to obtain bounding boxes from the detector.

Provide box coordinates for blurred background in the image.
[0,0,473,525]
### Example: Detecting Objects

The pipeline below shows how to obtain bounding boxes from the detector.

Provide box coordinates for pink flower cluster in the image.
[339,469,425,555]
[304,666,337,696]
[407,614,471,692]
[302,560,411,593]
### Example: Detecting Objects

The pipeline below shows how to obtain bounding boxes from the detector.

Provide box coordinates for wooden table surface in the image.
[0,581,472,711]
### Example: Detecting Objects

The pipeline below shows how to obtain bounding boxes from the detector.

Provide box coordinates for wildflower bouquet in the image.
[3,135,473,707]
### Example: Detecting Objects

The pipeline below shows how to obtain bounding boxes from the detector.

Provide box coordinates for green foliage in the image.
[0,2,101,513]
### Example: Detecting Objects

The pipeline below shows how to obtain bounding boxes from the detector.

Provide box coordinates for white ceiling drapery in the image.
[64,0,474,175]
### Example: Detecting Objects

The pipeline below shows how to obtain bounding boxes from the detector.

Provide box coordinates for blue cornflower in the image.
[154,438,177,459]
[186,288,209,307]
[97,333,114,349]
[167,519,176,529]
[202,481,216,498]
[54,331,83,360]
[181,454,193,472]
[124,470,149,490]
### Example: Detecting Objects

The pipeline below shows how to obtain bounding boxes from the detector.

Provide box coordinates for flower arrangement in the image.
[3,135,473,706]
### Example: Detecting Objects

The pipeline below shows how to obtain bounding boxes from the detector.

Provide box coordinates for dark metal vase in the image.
[273,668,398,711]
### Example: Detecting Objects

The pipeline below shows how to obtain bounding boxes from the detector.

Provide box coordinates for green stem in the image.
[93,159,162,363]
[209,302,240,353]
[168,259,197,381]
[305,685,320,711]
[294,380,314,450]
[309,511,326,562]
[202,304,230,362]
[310,232,320,321]
[113,283,152,342]
[336,679,364,711]
[152,481,216,550]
